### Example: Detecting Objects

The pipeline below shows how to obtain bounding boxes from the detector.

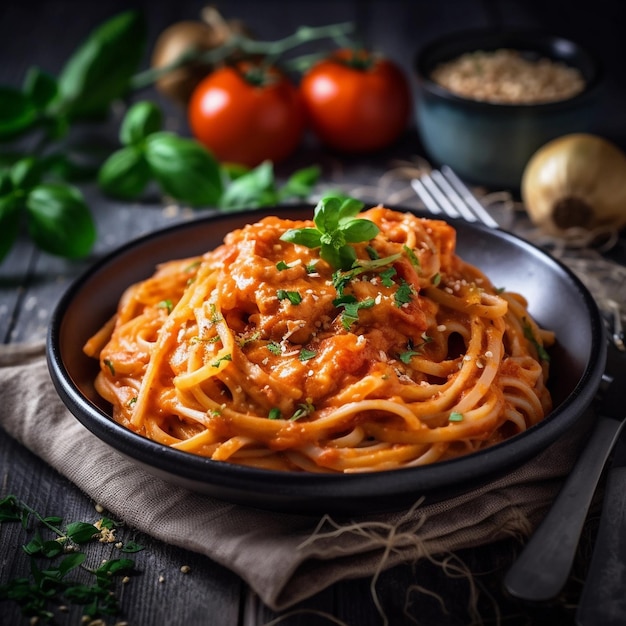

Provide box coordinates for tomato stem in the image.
[131,22,356,90]
[339,48,375,71]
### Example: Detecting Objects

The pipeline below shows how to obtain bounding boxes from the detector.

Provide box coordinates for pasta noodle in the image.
[84,206,553,473]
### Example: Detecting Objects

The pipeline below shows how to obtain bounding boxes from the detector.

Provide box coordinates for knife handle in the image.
[504,415,624,602]
[576,444,626,625]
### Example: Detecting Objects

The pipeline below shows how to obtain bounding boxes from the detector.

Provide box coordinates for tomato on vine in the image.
[300,49,412,153]
[188,63,305,167]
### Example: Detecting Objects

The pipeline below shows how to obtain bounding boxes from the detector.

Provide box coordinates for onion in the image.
[151,7,247,104]
[521,133,626,237]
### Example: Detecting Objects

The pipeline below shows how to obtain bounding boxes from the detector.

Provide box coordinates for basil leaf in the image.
[96,557,134,576]
[10,157,43,191]
[337,197,365,223]
[0,87,38,139]
[56,10,146,118]
[280,227,322,248]
[23,67,58,109]
[0,169,13,195]
[145,132,222,207]
[40,540,64,558]
[25,183,96,258]
[219,160,277,210]
[278,165,320,200]
[65,521,99,543]
[341,218,380,243]
[57,552,87,577]
[99,145,151,199]
[321,241,356,270]
[220,162,250,182]
[120,100,162,146]
[0,194,22,262]
[313,196,342,233]
[40,153,100,182]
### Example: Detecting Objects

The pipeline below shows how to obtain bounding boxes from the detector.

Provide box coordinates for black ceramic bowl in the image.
[47,206,606,515]
[414,29,601,189]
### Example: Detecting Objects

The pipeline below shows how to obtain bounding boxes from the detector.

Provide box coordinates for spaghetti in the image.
[84,205,553,473]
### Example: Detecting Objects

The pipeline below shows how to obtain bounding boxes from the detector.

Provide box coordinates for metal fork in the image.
[411,165,499,228]
[411,165,626,605]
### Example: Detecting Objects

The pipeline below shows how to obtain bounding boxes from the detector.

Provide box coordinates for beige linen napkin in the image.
[0,342,589,611]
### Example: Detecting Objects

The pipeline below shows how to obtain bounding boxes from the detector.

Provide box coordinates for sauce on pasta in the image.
[84,205,553,473]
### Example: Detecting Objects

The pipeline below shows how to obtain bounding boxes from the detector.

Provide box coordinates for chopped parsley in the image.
[157,299,173,313]
[398,340,420,364]
[404,245,420,269]
[398,335,432,363]
[209,303,222,324]
[277,289,302,305]
[299,348,317,361]
[522,318,551,362]
[268,408,282,420]
[333,295,376,330]
[332,253,402,296]
[211,353,232,368]
[267,341,282,355]
[290,401,315,421]
[191,334,221,345]
[103,359,115,376]
[432,273,441,286]
[276,260,290,271]
[394,280,415,307]
[449,412,464,422]
[237,331,261,347]
[380,266,397,288]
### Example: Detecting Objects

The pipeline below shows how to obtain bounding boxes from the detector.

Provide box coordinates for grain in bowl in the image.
[430,48,586,104]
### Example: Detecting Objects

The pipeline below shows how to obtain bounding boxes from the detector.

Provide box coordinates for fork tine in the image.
[430,170,480,223]
[440,166,500,229]
[411,175,463,219]
[410,177,445,216]
[420,174,462,219]
[412,166,500,229]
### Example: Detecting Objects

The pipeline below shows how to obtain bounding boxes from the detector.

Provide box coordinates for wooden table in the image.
[1,1,625,624]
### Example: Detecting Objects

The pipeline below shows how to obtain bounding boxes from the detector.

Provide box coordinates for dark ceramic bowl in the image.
[414,29,601,189]
[47,206,606,515]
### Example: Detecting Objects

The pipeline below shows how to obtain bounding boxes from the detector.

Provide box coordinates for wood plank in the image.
[0,432,243,625]
[0,240,37,344]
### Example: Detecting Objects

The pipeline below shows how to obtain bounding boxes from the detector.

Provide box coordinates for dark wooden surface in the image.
[1,1,625,624]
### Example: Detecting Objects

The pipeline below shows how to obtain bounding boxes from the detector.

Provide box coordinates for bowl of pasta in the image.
[47,200,606,514]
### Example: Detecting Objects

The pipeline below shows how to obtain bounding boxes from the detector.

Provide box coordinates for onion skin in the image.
[151,21,223,104]
[521,133,626,236]
[151,11,248,105]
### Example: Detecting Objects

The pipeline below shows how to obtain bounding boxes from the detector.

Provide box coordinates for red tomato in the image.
[300,49,412,153]
[188,64,305,167]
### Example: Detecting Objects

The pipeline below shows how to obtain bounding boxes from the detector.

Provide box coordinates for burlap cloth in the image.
[0,342,589,611]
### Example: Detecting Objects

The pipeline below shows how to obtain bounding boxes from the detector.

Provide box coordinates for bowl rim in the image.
[46,205,608,514]
[414,27,602,111]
